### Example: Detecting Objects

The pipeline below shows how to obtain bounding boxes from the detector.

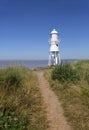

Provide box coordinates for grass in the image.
[51,64,80,84]
[44,60,89,130]
[0,66,48,130]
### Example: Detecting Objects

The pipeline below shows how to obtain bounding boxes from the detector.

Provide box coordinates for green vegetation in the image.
[51,64,80,84]
[0,67,48,130]
[44,60,89,130]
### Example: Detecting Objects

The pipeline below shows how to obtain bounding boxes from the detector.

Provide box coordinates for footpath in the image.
[36,70,71,130]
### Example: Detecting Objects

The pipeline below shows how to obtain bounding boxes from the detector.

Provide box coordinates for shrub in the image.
[0,104,27,130]
[51,64,80,84]
[84,73,89,85]
[0,67,29,91]
[5,67,24,88]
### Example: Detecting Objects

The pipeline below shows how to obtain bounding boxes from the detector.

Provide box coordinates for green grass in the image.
[44,60,89,130]
[51,64,80,84]
[0,66,48,130]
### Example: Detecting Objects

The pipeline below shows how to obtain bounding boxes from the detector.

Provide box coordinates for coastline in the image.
[0,59,86,70]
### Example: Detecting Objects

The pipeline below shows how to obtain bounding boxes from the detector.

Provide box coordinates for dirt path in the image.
[36,71,71,130]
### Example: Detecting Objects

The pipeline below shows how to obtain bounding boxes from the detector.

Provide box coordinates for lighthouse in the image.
[48,29,61,66]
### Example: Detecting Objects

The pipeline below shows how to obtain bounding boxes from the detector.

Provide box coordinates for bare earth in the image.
[36,71,71,130]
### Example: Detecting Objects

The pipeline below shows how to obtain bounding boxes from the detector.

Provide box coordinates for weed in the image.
[0,67,48,130]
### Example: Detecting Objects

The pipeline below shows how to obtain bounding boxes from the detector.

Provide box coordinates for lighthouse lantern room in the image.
[48,29,61,66]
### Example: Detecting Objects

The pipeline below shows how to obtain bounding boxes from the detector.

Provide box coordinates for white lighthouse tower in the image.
[48,29,61,66]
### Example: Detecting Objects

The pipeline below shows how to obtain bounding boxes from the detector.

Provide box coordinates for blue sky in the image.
[0,0,89,60]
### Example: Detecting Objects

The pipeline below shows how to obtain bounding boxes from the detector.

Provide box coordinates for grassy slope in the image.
[0,67,48,130]
[44,60,89,130]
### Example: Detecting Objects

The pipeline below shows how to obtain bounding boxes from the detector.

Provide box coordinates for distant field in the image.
[0,67,48,130]
[44,60,89,130]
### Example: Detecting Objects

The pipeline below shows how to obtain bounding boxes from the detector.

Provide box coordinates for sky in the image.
[0,0,89,60]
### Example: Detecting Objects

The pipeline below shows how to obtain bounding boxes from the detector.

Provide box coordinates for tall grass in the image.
[51,64,80,84]
[44,60,89,130]
[0,66,48,130]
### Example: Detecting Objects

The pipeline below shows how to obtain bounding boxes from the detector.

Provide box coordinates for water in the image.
[0,59,78,70]
[0,60,48,70]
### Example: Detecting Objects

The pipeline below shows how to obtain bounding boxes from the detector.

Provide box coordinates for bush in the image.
[0,105,27,130]
[5,67,24,88]
[84,73,89,85]
[51,64,80,84]
[0,67,29,91]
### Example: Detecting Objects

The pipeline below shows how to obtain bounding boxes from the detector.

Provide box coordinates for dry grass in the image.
[44,60,89,130]
[0,67,48,130]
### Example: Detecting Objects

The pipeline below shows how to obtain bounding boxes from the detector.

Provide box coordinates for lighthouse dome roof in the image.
[51,29,58,34]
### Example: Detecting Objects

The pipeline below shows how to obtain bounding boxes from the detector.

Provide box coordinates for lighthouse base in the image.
[48,51,61,66]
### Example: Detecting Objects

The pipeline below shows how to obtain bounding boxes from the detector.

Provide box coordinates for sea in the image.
[0,60,48,70]
[0,59,77,70]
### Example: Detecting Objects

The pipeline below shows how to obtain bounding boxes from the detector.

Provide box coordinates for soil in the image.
[36,70,71,130]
